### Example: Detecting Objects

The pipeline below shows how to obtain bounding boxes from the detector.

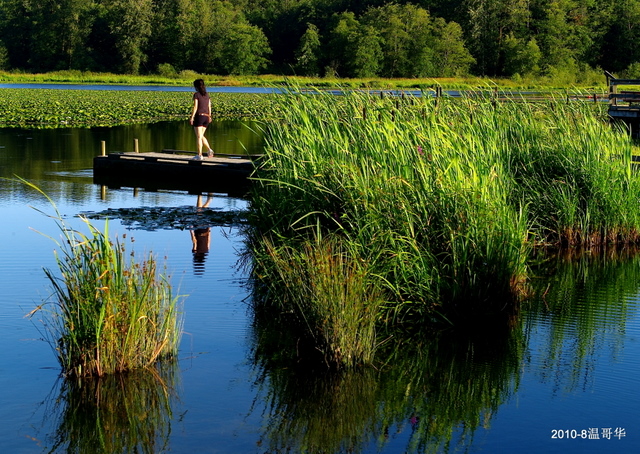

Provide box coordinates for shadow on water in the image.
[247,247,640,453]
[34,362,181,454]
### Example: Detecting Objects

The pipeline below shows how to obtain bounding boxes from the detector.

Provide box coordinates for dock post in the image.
[134,138,139,153]
[101,141,106,156]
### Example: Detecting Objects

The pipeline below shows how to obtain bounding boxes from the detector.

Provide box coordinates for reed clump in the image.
[248,86,640,367]
[27,183,182,378]
[253,235,383,367]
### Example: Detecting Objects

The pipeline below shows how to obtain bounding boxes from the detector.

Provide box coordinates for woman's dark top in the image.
[193,92,211,127]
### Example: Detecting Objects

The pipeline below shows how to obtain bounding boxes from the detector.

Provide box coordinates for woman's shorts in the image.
[193,114,210,127]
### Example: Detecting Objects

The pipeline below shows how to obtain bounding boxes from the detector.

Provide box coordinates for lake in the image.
[0,120,638,453]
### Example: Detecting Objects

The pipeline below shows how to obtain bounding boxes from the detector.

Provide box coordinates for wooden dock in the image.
[93,149,259,196]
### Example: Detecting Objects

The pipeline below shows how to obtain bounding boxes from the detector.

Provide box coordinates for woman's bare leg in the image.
[194,126,211,156]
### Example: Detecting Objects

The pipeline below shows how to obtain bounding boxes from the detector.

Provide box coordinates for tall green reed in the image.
[248,86,640,366]
[25,181,182,377]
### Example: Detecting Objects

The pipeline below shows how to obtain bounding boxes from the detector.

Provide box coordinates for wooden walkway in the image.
[606,71,640,137]
[93,149,260,195]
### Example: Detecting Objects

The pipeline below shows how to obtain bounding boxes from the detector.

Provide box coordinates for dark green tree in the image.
[327,11,360,77]
[31,0,96,70]
[175,0,216,72]
[462,0,532,75]
[0,41,8,70]
[145,0,184,73]
[0,0,96,71]
[599,0,640,72]
[502,34,542,76]
[98,0,154,74]
[362,3,472,77]
[294,23,322,76]
[362,4,412,77]
[219,21,271,74]
[351,24,383,77]
[432,19,475,77]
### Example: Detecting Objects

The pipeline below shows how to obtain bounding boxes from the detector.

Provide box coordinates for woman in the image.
[189,79,214,160]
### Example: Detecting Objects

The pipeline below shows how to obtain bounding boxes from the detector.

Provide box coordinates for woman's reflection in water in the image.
[191,193,212,275]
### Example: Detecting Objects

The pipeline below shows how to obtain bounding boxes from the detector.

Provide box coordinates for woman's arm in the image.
[189,97,198,125]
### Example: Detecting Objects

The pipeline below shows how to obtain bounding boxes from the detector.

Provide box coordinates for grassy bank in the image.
[0,69,608,90]
[247,88,639,368]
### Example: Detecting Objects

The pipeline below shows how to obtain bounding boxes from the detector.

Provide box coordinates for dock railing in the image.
[605,70,640,137]
[605,70,640,107]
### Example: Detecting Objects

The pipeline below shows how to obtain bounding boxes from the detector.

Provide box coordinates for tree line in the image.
[0,0,639,80]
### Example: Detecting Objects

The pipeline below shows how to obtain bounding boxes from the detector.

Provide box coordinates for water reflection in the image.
[191,194,212,276]
[251,306,522,453]
[0,120,263,203]
[248,248,640,453]
[37,363,180,454]
[525,248,640,395]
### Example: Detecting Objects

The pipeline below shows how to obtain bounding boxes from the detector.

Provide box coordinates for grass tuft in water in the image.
[24,180,183,377]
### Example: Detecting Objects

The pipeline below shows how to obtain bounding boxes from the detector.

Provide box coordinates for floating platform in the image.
[93,149,260,196]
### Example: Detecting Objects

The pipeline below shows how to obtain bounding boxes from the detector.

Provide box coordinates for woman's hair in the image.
[193,79,207,96]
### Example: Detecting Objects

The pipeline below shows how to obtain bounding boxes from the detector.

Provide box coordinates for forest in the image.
[0,0,639,81]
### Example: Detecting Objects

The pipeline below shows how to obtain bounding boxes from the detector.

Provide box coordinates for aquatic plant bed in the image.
[0,89,272,127]
[248,87,640,368]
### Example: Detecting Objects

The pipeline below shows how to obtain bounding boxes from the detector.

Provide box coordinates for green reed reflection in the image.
[41,363,179,454]
[250,248,640,453]
[251,312,523,453]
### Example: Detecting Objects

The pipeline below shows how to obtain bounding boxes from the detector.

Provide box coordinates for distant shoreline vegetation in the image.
[0,69,608,90]
[0,1,636,85]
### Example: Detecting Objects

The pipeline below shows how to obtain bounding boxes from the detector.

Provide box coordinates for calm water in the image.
[0,121,638,454]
